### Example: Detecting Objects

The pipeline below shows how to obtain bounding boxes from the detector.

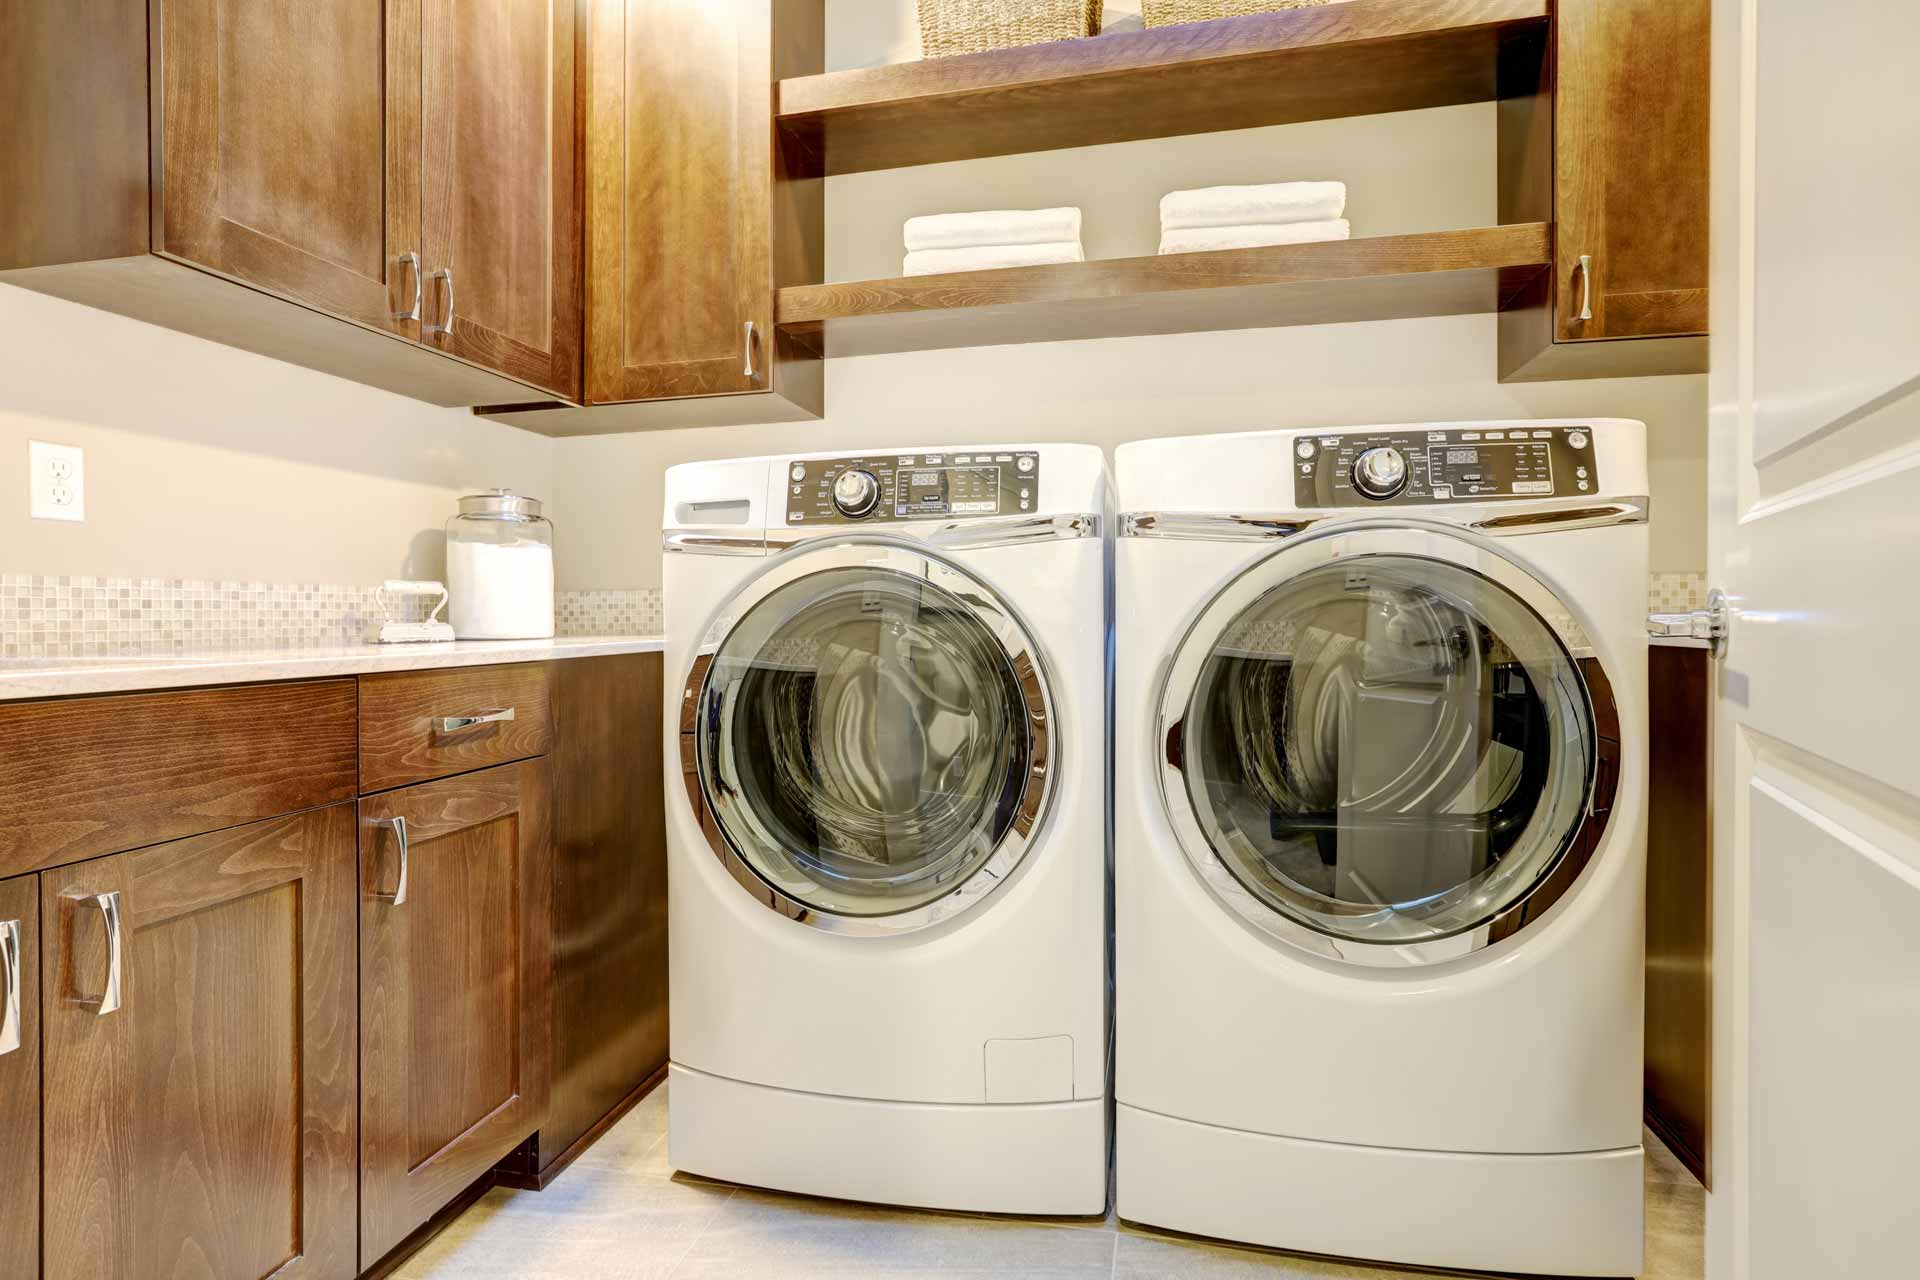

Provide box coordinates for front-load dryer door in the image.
[1158,525,1619,967]
[683,541,1055,935]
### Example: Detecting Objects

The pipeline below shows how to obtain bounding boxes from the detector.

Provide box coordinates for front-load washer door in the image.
[1158,526,1618,967]
[684,541,1054,935]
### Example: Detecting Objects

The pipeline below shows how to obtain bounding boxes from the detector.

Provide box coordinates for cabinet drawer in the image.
[0,681,358,879]
[359,663,552,792]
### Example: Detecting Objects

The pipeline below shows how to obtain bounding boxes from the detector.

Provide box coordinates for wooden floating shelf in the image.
[777,0,1549,176]
[777,223,1550,359]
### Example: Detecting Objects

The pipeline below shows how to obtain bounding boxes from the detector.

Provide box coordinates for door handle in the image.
[1648,588,1730,658]
[1574,253,1594,323]
[392,251,423,321]
[372,816,410,907]
[63,891,122,1016]
[0,919,21,1054]
[743,320,757,380]
[425,267,455,337]
[433,707,516,734]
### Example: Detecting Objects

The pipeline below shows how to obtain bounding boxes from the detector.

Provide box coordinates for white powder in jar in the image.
[448,538,554,638]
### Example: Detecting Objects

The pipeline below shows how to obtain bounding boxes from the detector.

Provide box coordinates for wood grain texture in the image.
[359,761,553,1266]
[777,225,1550,358]
[0,680,358,879]
[1646,644,1711,1187]
[40,806,360,1280]
[778,0,1548,175]
[0,876,40,1280]
[539,653,668,1172]
[421,0,582,396]
[359,663,552,793]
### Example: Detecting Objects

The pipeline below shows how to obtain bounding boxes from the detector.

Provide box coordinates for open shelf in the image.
[776,223,1549,358]
[776,0,1549,176]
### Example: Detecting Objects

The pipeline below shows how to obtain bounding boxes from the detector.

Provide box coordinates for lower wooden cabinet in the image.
[360,760,554,1263]
[0,874,39,1280]
[38,806,360,1280]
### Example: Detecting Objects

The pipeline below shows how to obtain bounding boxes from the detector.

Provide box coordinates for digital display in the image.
[1446,449,1479,465]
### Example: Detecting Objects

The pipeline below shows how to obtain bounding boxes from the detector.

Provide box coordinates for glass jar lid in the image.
[457,489,544,519]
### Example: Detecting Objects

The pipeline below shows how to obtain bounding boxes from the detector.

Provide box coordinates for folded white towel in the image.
[904,208,1083,253]
[1159,220,1351,255]
[903,241,1085,276]
[1160,182,1347,231]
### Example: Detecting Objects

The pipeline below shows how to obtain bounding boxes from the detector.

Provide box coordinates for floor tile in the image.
[1115,1230,1397,1279]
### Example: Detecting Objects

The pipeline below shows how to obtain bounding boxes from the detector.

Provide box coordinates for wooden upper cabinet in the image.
[420,0,582,396]
[583,0,822,413]
[155,0,420,338]
[39,808,360,1280]
[359,761,553,1264]
[0,876,39,1280]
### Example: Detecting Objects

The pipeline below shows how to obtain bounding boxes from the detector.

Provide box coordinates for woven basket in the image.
[1142,0,1329,26]
[917,0,1104,58]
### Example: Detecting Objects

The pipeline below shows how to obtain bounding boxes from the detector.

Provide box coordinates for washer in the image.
[1114,421,1648,1276]
[663,444,1110,1214]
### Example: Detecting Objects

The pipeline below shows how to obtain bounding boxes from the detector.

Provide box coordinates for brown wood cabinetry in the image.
[359,662,554,793]
[1,0,579,405]
[359,761,554,1264]
[1497,0,1710,379]
[0,875,39,1280]
[39,807,360,1280]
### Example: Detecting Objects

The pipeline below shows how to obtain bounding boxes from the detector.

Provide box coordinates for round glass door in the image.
[689,546,1052,933]
[1163,538,1603,962]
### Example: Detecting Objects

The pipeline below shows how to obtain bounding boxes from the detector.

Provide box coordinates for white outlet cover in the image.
[29,440,85,522]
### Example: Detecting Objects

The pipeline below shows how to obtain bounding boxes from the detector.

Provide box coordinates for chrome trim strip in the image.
[662,529,773,557]
[1121,497,1648,543]
[665,512,1101,556]
[923,512,1100,550]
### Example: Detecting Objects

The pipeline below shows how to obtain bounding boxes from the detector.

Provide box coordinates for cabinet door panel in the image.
[586,0,770,401]
[40,807,359,1280]
[360,761,553,1265]
[421,0,581,395]
[157,0,421,336]
[0,876,38,1280]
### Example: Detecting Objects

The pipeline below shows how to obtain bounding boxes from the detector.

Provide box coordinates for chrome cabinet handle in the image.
[392,252,423,321]
[425,267,455,336]
[433,707,516,734]
[372,816,410,907]
[743,320,757,379]
[64,891,122,1017]
[1574,253,1594,322]
[0,919,21,1055]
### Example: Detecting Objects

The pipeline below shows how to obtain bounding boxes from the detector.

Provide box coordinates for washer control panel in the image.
[784,450,1041,525]
[1292,426,1599,507]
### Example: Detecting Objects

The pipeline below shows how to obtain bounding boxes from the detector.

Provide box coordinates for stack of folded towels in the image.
[902,207,1085,276]
[1158,181,1349,254]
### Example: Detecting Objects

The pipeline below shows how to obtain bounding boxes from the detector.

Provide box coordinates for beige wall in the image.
[0,284,553,585]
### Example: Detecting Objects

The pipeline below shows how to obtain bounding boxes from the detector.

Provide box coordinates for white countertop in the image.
[0,635,665,702]
[1649,634,1712,650]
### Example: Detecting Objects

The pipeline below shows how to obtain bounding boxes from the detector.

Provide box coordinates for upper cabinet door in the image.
[154,0,422,337]
[1553,0,1710,342]
[585,0,771,403]
[420,0,582,397]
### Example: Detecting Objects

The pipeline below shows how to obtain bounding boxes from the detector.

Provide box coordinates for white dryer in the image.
[663,444,1110,1214]
[1114,421,1648,1276]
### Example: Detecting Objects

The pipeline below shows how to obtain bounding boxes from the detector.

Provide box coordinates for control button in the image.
[1576,467,1589,479]
[1019,487,1031,499]
[1578,480,1591,491]
[1351,447,1409,500]
[1296,440,1316,460]
[789,463,806,481]
[1532,430,1553,439]
[1460,473,1483,483]
[1300,463,1313,475]
[830,468,881,518]
[791,485,802,496]
[1016,456,1036,473]
[1485,431,1506,441]
[1567,430,1590,450]
[1461,432,1481,442]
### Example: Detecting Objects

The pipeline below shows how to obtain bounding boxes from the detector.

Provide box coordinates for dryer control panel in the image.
[783,451,1041,525]
[1292,425,1600,507]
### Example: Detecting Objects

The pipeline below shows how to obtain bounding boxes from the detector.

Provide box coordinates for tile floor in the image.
[399,1083,1704,1280]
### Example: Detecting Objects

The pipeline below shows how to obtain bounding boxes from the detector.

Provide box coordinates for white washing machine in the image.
[663,444,1110,1214]
[1114,421,1648,1277]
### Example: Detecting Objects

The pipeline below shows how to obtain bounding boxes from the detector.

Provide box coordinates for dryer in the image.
[664,444,1110,1214]
[1114,421,1648,1276]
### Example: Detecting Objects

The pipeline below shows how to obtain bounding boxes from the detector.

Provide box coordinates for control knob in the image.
[1351,447,1409,500]
[831,468,881,518]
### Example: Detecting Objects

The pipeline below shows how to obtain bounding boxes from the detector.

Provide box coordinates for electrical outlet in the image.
[29,441,85,522]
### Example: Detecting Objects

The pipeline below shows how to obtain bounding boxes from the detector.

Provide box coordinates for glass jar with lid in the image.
[445,489,555,639]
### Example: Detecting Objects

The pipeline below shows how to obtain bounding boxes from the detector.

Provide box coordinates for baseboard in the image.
[495,1062,671,1192]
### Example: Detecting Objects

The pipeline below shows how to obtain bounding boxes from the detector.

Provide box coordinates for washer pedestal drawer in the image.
[1116,1102,1643,1278]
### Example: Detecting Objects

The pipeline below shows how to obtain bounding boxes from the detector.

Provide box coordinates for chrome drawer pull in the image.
[433,707,516,734]
[0,919,21,1054]
[64,891,122,1016]
[372,816,410,907]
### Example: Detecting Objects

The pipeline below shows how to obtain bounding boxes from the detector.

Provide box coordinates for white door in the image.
[1707,1,1920,1276]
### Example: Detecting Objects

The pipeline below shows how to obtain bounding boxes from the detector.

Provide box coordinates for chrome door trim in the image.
[1121,496,1647,542]
[1154,523,1620,969]
[665,511,1101,556]
[679,538,1058,936]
